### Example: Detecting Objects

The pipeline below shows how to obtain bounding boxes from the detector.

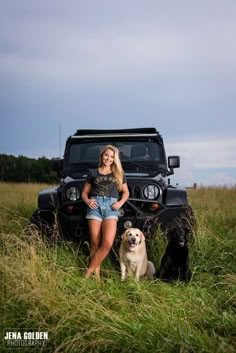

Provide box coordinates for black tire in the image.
[160,205,196,242]
[30,210,56,237]
[179,205,197,241]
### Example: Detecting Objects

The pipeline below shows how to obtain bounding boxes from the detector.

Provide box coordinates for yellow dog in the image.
[119,228,155,281]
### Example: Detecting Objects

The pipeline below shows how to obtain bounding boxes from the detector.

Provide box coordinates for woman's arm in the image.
[81,182,98,209]
[81,182,91,205]
[112,183,129,210]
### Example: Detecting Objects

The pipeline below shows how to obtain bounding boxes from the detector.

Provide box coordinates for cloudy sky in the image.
[1,0,236,187]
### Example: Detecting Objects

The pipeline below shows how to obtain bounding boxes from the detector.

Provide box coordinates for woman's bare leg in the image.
[85,220,102,279]
[84,219,117,279]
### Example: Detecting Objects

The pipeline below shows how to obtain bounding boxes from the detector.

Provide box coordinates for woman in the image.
[81,145,129,280]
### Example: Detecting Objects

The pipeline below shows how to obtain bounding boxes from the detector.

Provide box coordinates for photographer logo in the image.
[4,329,48,348]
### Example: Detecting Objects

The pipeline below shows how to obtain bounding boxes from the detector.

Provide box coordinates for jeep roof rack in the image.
[72,128,160,139]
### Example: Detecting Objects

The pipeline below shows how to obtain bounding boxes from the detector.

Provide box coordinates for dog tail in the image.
[146,261,156,280]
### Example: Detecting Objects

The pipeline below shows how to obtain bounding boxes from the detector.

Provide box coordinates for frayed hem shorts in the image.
[86,196,118,221]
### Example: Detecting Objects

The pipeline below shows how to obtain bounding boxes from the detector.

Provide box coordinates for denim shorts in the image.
[86,196,119,221]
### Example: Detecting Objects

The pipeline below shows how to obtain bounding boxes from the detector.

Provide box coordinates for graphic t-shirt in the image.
[86,169,126,198]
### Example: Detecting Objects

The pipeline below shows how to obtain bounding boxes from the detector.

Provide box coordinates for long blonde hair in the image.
[99,145,124,191]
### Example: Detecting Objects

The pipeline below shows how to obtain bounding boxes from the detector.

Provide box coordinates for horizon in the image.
[1,1,236,187]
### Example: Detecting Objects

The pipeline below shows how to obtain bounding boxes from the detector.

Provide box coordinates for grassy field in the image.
[0,182,236,353]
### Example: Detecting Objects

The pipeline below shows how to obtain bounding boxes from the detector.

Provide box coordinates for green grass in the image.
[0,183,236,352]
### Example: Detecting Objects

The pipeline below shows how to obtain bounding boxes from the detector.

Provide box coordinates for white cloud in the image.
[203,172,236,186]
[166,137,236,186]
[1,1,236,187]
[0,2,236,91]
[167,138,236,169]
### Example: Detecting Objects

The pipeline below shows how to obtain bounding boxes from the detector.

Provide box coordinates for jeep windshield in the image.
[63,140,167,178]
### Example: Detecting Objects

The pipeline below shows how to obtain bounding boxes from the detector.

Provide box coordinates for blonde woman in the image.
[82,145,129,280]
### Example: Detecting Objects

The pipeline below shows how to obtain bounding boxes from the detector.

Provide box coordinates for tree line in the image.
[0,154,59,183]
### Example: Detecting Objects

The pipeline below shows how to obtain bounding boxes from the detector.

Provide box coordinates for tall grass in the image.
[0,183,236,352]
[0,182,51,233]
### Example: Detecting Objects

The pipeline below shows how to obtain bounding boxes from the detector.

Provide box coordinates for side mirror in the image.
[167,156,180,175]
[51,158,63,172]
[168,156,180,169]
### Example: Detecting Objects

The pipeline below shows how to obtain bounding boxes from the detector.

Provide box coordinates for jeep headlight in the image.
[143,184,159,200]
[65,186,80,201]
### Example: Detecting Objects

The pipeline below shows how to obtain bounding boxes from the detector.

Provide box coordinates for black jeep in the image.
[32,128,195,242]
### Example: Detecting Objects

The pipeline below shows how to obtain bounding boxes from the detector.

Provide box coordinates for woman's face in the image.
[101,148,115,167]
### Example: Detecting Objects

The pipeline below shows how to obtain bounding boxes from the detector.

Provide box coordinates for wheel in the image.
[30,210,56,237]
[176,205,196,241]
[160,206,196,242]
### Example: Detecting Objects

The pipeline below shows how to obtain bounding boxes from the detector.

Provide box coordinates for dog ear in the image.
[121,229,128,241]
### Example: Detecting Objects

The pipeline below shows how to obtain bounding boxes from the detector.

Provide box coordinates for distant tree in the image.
[0,154,17,181]
[15,155,32,182]
[0,154,59,183]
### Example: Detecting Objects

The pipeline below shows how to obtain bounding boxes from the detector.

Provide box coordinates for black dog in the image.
[156,226,192,283]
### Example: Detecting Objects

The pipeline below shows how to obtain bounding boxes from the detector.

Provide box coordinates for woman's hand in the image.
[111,183,129,210]
[111,201,122,210]
[111,183,129,211]
[82,183,98,209]
[87,198,99,209]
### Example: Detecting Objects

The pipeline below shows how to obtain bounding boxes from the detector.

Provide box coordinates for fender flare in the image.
[38,187,59,210]
[164,187,188,207]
